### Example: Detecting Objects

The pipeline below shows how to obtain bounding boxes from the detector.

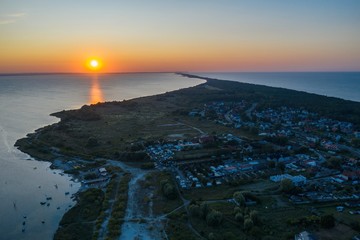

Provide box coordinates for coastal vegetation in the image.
[54,188,104,240]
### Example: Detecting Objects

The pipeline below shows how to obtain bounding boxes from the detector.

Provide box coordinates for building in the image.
[295,231,317,240]
[270,174,307,186]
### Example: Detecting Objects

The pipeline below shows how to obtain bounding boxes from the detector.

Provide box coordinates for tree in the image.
[268,160,276,168]
[326,157,342,170]
[244,218,253,230]
[189,204,200,218]
[161,182,177,200]
[223,232,236,240]
[200,203,210,219]
[86,137,99,147]
[208,233,216,240]
[320,214,335,229]
[277,162,285,173]
[233,206,242,215]
[281,179,294,193]
[249,210,259,225]
[235,212,244,222]
[206,210,223,227]
[233,191,246,206]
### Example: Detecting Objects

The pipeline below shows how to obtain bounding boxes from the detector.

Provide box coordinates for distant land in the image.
[16,74,360,240]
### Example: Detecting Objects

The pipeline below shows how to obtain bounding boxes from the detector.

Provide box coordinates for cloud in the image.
[7,12,26,18]
[0,20,15,25]
[0,12,26,25]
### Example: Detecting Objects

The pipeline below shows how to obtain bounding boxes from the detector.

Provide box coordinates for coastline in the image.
[14,74,360,239]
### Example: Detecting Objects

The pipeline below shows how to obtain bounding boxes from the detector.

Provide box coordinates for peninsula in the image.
[16,74,360,240]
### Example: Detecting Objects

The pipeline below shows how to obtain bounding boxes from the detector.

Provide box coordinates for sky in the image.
[0,0,359,73]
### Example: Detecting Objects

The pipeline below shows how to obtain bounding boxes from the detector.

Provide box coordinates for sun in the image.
[90,60,98,68]
[86,58,103,71]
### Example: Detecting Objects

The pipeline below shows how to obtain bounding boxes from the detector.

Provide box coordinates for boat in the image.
[47,203,50,207]
[40,202,46,205]
[65,192,70,195]
[46,197,52,200]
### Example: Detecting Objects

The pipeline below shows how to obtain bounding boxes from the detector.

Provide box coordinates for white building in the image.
[270,174,307,186]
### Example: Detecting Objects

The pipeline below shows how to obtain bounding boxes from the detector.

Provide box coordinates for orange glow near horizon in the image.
[89,75,104,104]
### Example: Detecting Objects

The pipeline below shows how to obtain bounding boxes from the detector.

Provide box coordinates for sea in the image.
[0,72,359,240]
[195,72,360,102]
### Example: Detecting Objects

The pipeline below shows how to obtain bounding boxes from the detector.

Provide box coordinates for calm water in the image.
[0,73,204,240]
[196,72,360,102]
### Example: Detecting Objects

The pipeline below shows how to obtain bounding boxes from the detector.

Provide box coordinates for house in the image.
[336,206,344,212]
[294,231,317,240]
[343,170,360,180]
[199,135,215,144]
[98,167,108,176]
[270,174,307,186]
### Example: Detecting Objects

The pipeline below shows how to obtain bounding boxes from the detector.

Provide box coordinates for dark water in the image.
[0,73,204,240]
[196,72,360,102]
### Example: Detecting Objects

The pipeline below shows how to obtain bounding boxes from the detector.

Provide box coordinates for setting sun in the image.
[90,60,98,68]
[86,58,103,71]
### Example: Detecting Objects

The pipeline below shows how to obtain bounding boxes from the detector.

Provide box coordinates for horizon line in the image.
[1,70,360,77]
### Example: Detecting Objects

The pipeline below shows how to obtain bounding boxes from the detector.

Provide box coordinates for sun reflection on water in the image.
[89,75,104,104]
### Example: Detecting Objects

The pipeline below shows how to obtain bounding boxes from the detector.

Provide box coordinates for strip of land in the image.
[16,74,360,240]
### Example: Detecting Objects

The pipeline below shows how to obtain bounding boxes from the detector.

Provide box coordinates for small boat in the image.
[22,221,26,226]
[54,184,58,189]
[23,216,27,219]
[22,229,25,232]
[65,192,70,195]
[40,202,46,205]
[47,203,50,207]
[46,197,52,200]
[57,207,60,210]
[41,221,45,224]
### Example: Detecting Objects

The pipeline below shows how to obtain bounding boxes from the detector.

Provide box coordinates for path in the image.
[245,103,257,120]
[107,161,166,240]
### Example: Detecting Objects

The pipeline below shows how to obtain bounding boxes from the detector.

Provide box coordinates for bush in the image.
[161,182,177,200]
[281,179,294,193]
[206,210,223,227]
[200,203,210,219]
[250,210,260,225]
[235,212,244,222]
[320,214,335,229]
[233,191,245,206]
[189,204,201,218]
[244,218,253,230]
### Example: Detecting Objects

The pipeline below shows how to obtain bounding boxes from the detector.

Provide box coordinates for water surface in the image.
[196,72,360,102]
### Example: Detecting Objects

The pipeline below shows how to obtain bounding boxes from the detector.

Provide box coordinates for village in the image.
[142,100,360,208]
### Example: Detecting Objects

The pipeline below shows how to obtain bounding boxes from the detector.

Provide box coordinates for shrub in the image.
[320,214,335,229]
[206,210,223,227]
